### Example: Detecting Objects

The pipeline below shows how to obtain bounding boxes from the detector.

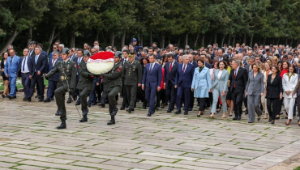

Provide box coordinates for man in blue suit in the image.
[29,47,47,101]
[44,51,62,102]
[142,54,162,117]
[18,48,33,101]
[5,49,20,99]
[164,54,179,113]
[175,55,194,115]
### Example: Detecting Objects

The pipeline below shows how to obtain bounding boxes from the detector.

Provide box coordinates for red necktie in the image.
[182,64,186,73]
[169,63,172,72]
[233,70,237,88]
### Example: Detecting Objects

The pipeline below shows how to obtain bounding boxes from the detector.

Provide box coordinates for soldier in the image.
[45,48,77,129]
[77,50,94,122]
[123,53,142,113]
[100,53,124,125]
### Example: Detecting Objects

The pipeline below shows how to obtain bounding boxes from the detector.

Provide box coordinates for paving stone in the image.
[0,91,300,169]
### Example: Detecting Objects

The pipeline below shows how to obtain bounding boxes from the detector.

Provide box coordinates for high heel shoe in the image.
[271,120,275,124]
[263,114,268,119]
[229,113,232,117]
[285,120,291,126]
[257,117,261,121]
[209,114,215,119]
[275,115,280,120]
[222,114,226,118]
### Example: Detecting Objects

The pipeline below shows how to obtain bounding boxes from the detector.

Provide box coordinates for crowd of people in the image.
[2,39,300,127]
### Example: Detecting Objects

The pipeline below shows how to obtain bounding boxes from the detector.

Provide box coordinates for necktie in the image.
[52,59,55,67]
[35,55,38,64]
[150,63,153,71]
[169,63,172,72]
[233,69,237,88]
[10,57,13,65]
[182,64,186,73]
[23,57,27,71]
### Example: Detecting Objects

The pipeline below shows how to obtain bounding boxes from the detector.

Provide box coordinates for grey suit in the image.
[246,71,264,122]
[211,69,229,113]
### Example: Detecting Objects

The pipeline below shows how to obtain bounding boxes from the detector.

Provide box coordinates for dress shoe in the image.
[88,103,91,107]
[35,95,40,98]
[67,97,72,103]
[38,98,44,102]
[175,110,181,114]
[120,106,125,110]
[126,108,133,113]
[44,98,51,102]
[56,121,66,129]
[79,115,88,122]
[147,113,152,117]
[237,116,241,120]
[8,96,16,100]
[167,109,173,113]
[75,100,81,105]
[184,111,188,115]
[271,120,275,124]
[248,121,253,123]
[100,103,105,108]
[107,116,115,125]
[1,94,5,98]
[233,117,238,120]
[188,108,192,111]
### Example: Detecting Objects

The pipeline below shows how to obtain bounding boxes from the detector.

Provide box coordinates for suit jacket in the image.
[31,53,47,75]
[282,73,298,98]
[47,58,62,81]
[266,74,282,99]
[205,62,212,69]
[18,56,33,76]
[229,67,248,93]
[5,55,20,78]
[189,61,198,68]
[191,66,211,98]
[211,69,229,92]
[142,63,162,88]
[164,61,179,85]
[245,71,264,96]
[245,65,251,73]
[175,63,194,88]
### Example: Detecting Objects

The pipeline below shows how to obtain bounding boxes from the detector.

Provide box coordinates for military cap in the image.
[114,51,122,58]
[61,48,70,55]
[83,50,90,57]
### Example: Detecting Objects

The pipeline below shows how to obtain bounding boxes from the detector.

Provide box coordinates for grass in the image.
[294,167,300,170]
[0,78,48,91]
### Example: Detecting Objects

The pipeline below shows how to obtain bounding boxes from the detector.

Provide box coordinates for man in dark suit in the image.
[28,41,37,58]
[142,54,162,117]
[164,54,179,113]
[29,47,47,101]
[18,48,33,101]
[229,59,248,120]
[175,55,194,115]
[44,51,62,102]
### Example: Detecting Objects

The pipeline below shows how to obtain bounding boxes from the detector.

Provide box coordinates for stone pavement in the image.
[0,92,299,170]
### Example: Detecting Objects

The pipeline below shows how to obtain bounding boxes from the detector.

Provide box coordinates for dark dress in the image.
[0,59,8,81]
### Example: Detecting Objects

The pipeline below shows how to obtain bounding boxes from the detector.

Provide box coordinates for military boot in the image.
[56,120,66,129]
[107,115,115,125]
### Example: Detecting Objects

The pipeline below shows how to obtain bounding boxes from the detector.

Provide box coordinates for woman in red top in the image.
[280,61,289,79]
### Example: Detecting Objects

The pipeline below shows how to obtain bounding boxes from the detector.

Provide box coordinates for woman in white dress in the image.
[282,65,298,125]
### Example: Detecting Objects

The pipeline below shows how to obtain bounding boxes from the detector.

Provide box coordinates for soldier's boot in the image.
[107,115,115,125]
[56,120,66,129]
[80,108,88,122]
[111,108,118,116]
[55,109,62,116]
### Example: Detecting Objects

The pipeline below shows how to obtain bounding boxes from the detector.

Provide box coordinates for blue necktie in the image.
[35,55,38,64]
